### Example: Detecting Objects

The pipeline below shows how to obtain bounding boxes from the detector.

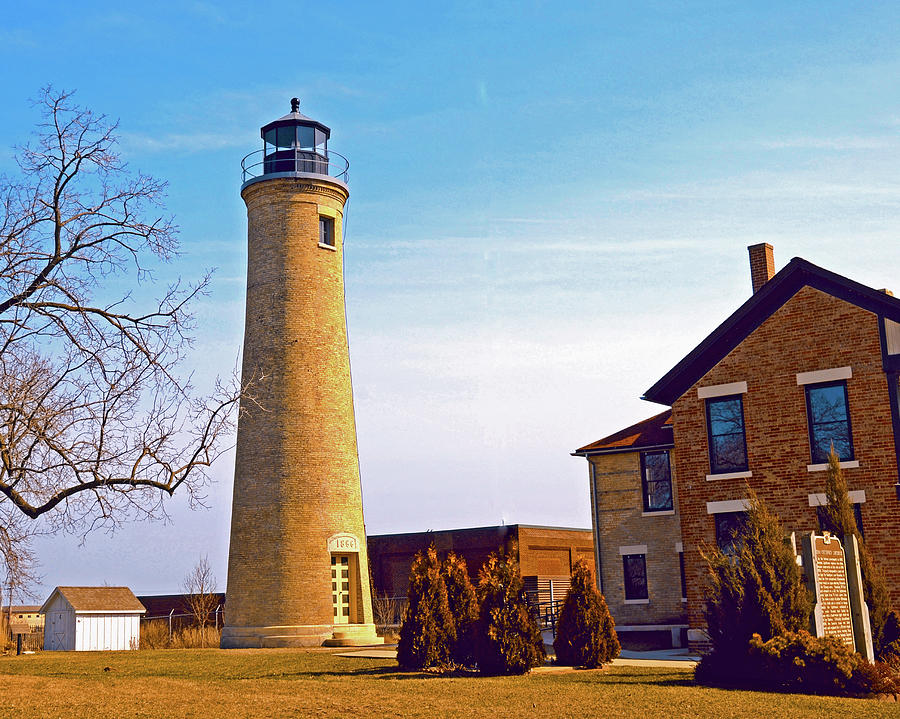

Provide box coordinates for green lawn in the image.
[0,649,895,719]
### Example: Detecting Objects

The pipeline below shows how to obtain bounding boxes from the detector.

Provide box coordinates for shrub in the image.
[442,551,478,667]
[553,557,619,668]
[697,490,810,682]
[740,630,900,696]
[474,543,545,675]
[397,546,455,670]
[880,610,900,662]
[747,630,860,695]
[819,447,894,658]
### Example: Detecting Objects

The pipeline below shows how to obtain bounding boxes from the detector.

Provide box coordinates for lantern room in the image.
[241,98,349,186]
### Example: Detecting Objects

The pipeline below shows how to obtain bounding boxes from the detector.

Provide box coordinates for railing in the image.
[374,594,563,634]
[241,148,349,184]
[528,597,565,632]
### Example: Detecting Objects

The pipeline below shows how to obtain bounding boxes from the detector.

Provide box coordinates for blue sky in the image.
[3,1,900,595]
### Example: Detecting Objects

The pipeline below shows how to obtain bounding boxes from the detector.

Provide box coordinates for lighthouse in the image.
[221,100,379,648]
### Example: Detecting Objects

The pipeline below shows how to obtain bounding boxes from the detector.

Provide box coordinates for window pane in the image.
[642,451,673,512]
[807,383,853,463]
[715,511,748,555]
[298,126,315,149]
[678,552,687,600]
[707,396,747,472]
[622,554,648,600]
[264,128,277,147]
[276,126,295,148]
[319,216,335,246]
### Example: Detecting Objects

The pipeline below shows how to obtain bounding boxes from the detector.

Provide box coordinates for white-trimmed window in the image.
[804,380,854,464]
[319,215,335,247]
[621,550,648,602]
[640,450,673,512]
[705,395,749,474]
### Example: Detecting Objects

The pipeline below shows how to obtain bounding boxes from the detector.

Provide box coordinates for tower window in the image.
[319,216,335,247]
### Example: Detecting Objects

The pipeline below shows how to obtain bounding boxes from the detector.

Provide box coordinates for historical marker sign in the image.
[808,533,855,649]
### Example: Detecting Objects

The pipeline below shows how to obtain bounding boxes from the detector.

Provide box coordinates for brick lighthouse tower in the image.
[221,100,378,648]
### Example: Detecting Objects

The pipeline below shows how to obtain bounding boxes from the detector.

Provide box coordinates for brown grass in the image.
[139,619,221,650]
[0,648,895,719]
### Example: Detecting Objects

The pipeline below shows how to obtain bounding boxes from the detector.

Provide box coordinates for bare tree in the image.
[182,555,218,646]
[0,87,241,537]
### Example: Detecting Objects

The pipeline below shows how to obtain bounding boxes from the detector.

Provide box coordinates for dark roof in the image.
[642,257,900,406]
[573,410,673,455]
[369,524,591,540]
[136,593,226,619]
[41,587,146,613]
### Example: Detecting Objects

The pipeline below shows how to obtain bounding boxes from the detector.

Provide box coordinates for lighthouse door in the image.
[331,554,353,624]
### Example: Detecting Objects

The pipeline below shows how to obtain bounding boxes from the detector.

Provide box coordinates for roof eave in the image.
[642,257,900,405]
[572,441,675,457]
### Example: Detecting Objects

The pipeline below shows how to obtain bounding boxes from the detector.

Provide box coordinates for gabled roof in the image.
[573,410,673,456]
[642,257,900,406]
[40,587,146,614]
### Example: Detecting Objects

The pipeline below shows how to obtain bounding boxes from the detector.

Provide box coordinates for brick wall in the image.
[224,177,375,641]
[673,285,900,641]
[368,525,593,597]
[589,451,687,626]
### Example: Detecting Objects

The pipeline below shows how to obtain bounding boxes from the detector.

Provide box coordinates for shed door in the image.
[45,611,68,651]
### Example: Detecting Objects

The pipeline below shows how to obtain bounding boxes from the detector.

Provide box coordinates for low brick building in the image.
[577,245,900,651]
[368,524,594,607]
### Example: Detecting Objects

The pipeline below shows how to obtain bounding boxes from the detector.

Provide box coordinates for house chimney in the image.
[748,243,775,294]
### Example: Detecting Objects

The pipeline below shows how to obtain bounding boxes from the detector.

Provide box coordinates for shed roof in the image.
[40,587,146,614]
[572,409,673,456]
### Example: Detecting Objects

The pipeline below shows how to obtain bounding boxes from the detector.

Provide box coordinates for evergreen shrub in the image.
[553,557,620,668]
[397,546,455,670]
[818,447,894,658]
[474,543,545,675]
[442,551,478,667]
[696,490,811,683]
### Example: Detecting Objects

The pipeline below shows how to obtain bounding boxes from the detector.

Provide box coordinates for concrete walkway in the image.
[336,646,699,668]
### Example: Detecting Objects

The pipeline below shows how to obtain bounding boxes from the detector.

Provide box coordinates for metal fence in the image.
[141,606,224,643]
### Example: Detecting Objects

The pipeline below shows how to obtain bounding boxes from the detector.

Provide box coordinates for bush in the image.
[397,546,455,670]
[474,543,545,675]
[707,630,900,697]
[553,557,619,668]
[819,447,894,659]
[442,551,478,667]
[880,610,900,662]
[747,631,861,695]
[700,490,810,674]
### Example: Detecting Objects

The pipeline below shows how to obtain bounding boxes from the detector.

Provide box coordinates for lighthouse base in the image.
[221,623,381,649]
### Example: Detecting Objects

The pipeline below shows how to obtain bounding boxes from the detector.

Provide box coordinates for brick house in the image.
[572,411,688,646]
[577,245,900,650]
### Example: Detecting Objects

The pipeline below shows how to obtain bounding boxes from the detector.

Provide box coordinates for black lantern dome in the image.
[241,98,349,186]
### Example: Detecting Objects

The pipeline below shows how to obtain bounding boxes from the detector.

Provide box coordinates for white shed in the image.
[40,586,146,651]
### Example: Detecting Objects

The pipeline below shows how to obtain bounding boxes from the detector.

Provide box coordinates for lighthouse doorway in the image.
[331,554,354,624]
